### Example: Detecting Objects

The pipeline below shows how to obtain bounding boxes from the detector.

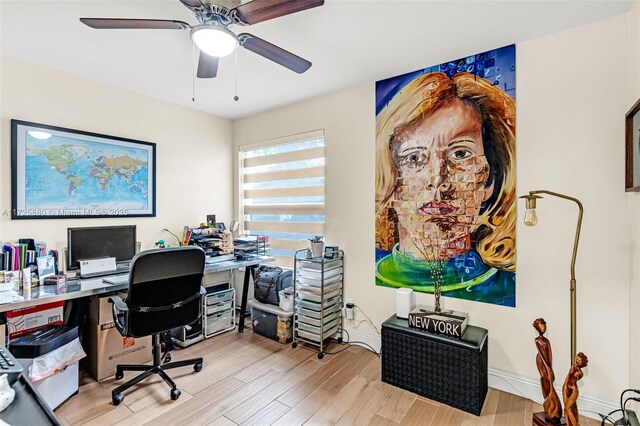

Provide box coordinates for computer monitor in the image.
[66,225,137,271]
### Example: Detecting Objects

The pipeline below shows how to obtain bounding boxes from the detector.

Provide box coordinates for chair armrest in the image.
[109,295,128,313]
[109,295,128,335]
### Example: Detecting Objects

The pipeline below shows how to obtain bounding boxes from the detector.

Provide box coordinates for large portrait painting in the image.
[375,44,516,307]
[11,120,156,219]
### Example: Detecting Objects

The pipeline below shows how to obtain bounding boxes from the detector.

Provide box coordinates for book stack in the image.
[0,240,58,291]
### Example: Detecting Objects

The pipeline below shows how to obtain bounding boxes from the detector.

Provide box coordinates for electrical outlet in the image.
[344,298,354,320]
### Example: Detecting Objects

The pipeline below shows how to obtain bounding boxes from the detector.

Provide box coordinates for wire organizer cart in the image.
[292,249,344,359]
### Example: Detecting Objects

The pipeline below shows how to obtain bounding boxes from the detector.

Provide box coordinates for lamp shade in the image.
[191,24,237,57]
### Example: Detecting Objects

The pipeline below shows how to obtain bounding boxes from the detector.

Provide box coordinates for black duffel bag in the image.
[254,265,293,306]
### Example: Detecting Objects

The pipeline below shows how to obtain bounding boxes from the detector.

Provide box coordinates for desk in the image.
[0,374,61,425]
[0,256,274,332]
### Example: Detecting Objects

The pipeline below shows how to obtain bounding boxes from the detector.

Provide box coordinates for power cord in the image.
[601,388,640,425]
[344,329,380,356]
[324,329,380,357]
[599,408,622,425]
[352,304,380,335]
[623,397,640,425]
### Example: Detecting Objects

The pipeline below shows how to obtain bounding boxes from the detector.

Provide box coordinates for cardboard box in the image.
[0,322,6,347]
[84,294,151,381]
[6,301,64,339]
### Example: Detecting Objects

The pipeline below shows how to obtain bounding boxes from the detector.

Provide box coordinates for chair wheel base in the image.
[317,352,324,359]
[292,342,297,349]
[171,388,181,400]
[194,363,203,372]
[113,393,124,406]
[115,372,124,380]
[165,353,172,363]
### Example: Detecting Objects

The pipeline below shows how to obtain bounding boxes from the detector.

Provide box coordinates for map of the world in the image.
[24,133,150,214]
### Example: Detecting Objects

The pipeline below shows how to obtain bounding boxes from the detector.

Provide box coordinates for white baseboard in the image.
[343,327,382,353]
[488,367,617,422]
[343,327,616,422]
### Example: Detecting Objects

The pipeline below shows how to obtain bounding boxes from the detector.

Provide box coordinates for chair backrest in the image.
[124,246,205,337]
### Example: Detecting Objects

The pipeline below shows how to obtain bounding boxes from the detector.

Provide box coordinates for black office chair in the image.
[109,246,206,406]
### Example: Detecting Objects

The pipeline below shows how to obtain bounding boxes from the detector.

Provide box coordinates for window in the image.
[239,131,325,268]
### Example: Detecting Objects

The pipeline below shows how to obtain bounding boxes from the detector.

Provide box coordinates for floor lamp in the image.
[520,190,583,365]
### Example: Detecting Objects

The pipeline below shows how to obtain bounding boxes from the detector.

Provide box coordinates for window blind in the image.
[239,133,325,268]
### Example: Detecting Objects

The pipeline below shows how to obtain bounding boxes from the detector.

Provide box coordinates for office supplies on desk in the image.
[205,254,235,264]
[37,255,56,285]
[43,276,66,286]
[79,257,116,276]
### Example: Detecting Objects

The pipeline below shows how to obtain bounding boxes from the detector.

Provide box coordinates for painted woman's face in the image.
[391,98,492,261]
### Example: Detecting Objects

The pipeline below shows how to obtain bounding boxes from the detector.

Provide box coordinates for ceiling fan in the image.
[80,0,324,79]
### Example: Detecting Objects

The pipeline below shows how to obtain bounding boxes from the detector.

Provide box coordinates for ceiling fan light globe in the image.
[27,131,52,140]
[191,26,237,57]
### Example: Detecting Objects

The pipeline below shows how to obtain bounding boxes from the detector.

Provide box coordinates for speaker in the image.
[396,288,415,319]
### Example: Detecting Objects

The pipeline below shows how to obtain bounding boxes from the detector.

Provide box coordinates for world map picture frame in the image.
[11,120,156,219]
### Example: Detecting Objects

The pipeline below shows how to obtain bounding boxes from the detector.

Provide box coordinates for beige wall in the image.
[233,13,630,400]
[0,56,233,260]
[629,0,640,391]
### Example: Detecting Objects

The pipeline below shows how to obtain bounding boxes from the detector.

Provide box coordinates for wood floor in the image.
[55,330,600,426]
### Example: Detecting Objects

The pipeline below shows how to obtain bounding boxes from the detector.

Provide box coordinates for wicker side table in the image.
[381,315,488,415]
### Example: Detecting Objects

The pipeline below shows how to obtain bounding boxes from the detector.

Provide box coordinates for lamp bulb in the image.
[524,208,538,227]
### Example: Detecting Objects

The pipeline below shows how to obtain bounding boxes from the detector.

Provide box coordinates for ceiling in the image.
[0,0,632,120]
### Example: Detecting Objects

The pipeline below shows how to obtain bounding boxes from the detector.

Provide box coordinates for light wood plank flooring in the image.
[55,330,600,425]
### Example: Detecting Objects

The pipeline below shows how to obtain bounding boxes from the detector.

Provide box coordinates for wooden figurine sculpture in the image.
[533,318,563,424]
[562,352,588,426]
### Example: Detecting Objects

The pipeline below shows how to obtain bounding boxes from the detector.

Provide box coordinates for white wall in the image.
[0,56,233,258]
[233,13,630,402]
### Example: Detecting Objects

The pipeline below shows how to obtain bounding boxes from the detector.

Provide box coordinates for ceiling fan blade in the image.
[232,0,324,25]
[239,33,311,74]
[197,52,219,78]
[80,18,189,30]
[179,0,207,11]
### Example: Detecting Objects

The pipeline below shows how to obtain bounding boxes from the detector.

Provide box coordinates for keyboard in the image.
[80,264,130,279]
[0,347,23,386]
[102,275,129,285]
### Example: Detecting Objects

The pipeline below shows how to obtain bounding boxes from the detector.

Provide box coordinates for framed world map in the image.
[11,120,156,219]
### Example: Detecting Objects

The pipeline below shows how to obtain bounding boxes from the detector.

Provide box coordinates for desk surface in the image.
[0,256,274,313]
[0,374,61,425]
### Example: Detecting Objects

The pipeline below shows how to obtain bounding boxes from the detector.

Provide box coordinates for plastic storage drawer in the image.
[206,310,233,334]
[206,300,233,315]
[206,289,234,306]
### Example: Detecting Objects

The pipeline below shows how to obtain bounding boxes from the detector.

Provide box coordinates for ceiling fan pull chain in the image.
[192,41,196,102]
[234,46,239,102]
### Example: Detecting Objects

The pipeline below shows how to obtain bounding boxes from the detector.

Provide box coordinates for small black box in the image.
[381,315,488,416]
